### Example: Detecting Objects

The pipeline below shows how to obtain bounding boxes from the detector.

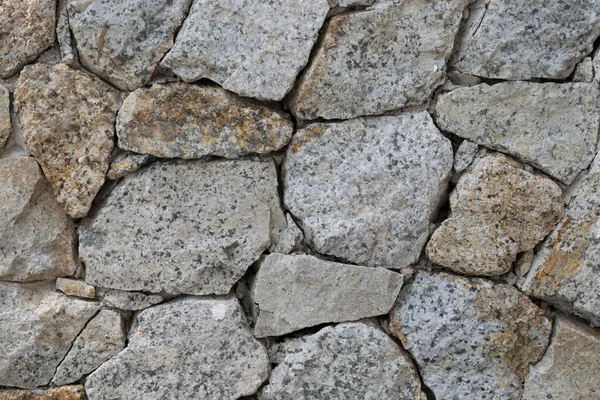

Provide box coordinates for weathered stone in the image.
[161,0,329,101]
[0,86,10,153]
[522,315,600,400]
[106,152,150,180]
[14,64,118,218]
[0,158,77,282]
[284,113,452,269]
[427,153,564,275]
[81,159,285,295]
[252,253,403,337]
[0,0,56,78]
[289,0,468,120]
[56,278,96,299]
[574,57,594,82]
[67,0,191,90]
[56,0,77,67]
[329,0,374,7]
[453,140,478,173]
[0,281,98,388]
[435,82,600,184]
[390,271,552,400]
[102,290,163,311]
[85,296,270,400]
[117,83,293,158]
[269,214,304,254]
[453,0,600,80]
[0,386,87,400]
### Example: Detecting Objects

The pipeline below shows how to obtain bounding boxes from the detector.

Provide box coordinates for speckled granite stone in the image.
[453,140,478,173]
[106,152,150,180]
[0,86,10,153]
[269,214,304,254]
[573,57,595,82]
[0,386,87,400]
[102,290,163,311]
[56,278,96,299]
[329,0,374,7]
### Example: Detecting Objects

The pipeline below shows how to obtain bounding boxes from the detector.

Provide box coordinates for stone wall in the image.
[1,0,600,399]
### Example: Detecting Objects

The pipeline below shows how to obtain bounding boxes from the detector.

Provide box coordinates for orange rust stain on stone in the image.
[0,385,87,400]
[290,124,326,153]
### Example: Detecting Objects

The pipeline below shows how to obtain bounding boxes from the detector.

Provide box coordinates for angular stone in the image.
[269,214,304,254]
[85,296,270,400]
[252,253,403,337]
[427,153,564,275]
[522,315,600,400]
[574,57,594,82]
[57,0,77,67]
[284,113,452,269]
[390,271,551,400]
[329,0,374,6]
[289,0,468,120]
[106,152,150,180]
[117,83,293,158]
[56,278,96,299]
[81,158,285,295]
[0,0,56,78]
[454,140,478,173]
[67,0,191,90]
[0,157,77,282]
[0,281,99,388]
[102,290,163,311]
[14,64,118,218]
[161,0,329,101]
[0,86,10,153]
[435,82,600,184]
[0,386,87,400]
[453,0,600,80]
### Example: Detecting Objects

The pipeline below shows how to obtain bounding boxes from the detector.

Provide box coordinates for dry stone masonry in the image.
[2,0,600,398]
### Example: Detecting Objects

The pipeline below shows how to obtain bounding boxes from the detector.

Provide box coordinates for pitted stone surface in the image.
[0,86,10,153]
[0,386,87,400]
[284,113,453,269]
[102,290,163,311]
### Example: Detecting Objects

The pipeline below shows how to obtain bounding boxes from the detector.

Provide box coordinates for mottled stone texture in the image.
[0,386,87,400]
[56,278,96,299]
[106,152,150,180]
[102,290,163,311]
[0,86,10,153]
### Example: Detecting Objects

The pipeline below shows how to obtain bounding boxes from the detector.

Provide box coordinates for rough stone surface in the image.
[521,315,600,400]
[435,82,600,184]
[0,386,87,400]
[85,296,270,400]
[289,0,468,120]
[390,271,552,400]
[117,83,293,159]
[14,64,118,218]
[574,57,594,82]
[56,278,96,299]
[453,140,478,173]
[67,0,191,90]
[106,152,150,180]
[0,157,77,282]
[56,0,77,67]
[427,153,564,275]
[81,158,285,295]
[0,86,10,153]
[252,253,403,337]
[102,290,163,311]
[329,0,374,7]
[284,113,453,269]
[269,214,304,254]
[0,0,56,78]
[0,281,98,389]
[161,0,329,101]
[259,322,425,400]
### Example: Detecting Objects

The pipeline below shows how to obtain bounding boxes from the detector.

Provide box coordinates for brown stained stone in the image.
[56,278,96,299]
[106,152,150,180]
[0,386,87,400]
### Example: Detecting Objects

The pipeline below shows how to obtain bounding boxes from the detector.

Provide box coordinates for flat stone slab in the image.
[56,278,96,299]
[0,386,86,400]
[102,290,163,311]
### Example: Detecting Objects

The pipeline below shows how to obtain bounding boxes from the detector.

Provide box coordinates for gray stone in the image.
[252,253,403,337]
[0,157,77,282]
[329,0,374,7]
[85,296,270,400]
[161,0,329,101]
[259,322,425,400]
[284,112,453,269]
[435,82,600,184]
[106,152,150,180]
[0,281,98,389]
[67,0,191,90]
[269,214,304,254]
[0,86,10,153]
[102,290,163,311]
[56,278,96,299]
[81,158,285,295]
[56,0,77,67]
[453,140,478,173]
[117,83,293,159]
[574,57,594,82]
[390,271,552,400]
[289,0,468,120]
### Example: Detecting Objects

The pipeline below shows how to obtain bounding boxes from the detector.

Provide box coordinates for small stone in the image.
[102,290,163,311]
[521,315,600,400]
[259,322,425,400]
[85,296,270,400]
[269,214,304,254]
[0,281,98,388]
[14,64,118,218]
[0,386,87,400]
[435,82,600,184]
[117,83,293,159]
[390,271,551,400]
[289,0,468,120]
[252,253,403,337]
[329,0,374,6]
[0,86,10,153]
[573,57,595,82]
[106,152,150,180]
[0,0,56,78]
[56,278,96,299]
[161,0,329,101]
[284,113,453,269]
[427,153,564,275]
[453,140,478,173]
[56,0,77,67]
[515,250,535,279]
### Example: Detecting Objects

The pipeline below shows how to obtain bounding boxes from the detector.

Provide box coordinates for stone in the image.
[80,158,285,295]
[102,290,163,311]
[284,112,452,269]
[0,386,87,400]
[259,322,425,400]
[435,82,600,184]
[0,86,10,153]
[0,0,56,78]
[57,0,77,67]
[53,310,126,386]
[252,253,403,337]
[427,153,564,276]
[0,157,77,282]
[0,281,98,388]
[67,0,191,90]
[390,271,551,400]
[329,0,374,7]
[269,214,304,254]
[521,315,600,400]
[117,83,293,159]
[453,0,600,80]
[453,140,478,173]
[161,0,329,101]
[85,296,270,400]
[289,0,468,120]
[106,152,150,180]
[14,64,118,218]
[56,278,96,299]
[574,57,594,82]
